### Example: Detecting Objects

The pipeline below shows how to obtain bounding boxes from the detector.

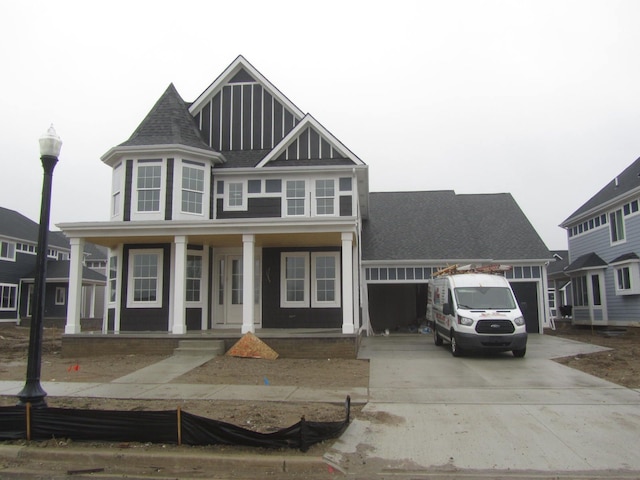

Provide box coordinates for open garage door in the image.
[510,281,539,333]
[367,284,427,334]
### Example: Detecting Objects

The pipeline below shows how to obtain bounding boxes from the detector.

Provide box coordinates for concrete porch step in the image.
[174,339,226,356]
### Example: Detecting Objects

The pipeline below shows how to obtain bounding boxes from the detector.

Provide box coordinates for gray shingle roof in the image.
[362,191,551,261]
[23,260,106,283]
[119,84,216,152]
[547,250,569,276]
[213,150,270,169]
[565,252,607,273]
[0,207,68,249]
[562,156,640,225]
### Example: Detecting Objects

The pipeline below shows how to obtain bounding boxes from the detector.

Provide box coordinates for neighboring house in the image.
[0,206,106,323]
[361,191,552,334]
[560,156,640,326]
[58,55,551,338]
[546,250,572,320]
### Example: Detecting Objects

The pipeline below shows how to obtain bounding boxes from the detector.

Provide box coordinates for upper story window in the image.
[286,180,306,216]
[112,163,122,217]
[315,179,335,215]
[225,181,246,210]
[137,163,162,212]
[610,209,625,244]
[0,241,16,261]
[181,165,205,214]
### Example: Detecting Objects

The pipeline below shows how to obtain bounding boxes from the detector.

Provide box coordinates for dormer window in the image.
[136,162,162,212]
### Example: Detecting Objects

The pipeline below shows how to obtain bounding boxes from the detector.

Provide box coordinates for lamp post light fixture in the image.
[17,125,62,408]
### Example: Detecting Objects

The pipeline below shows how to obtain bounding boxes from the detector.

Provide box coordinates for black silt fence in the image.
[0,396,350,452]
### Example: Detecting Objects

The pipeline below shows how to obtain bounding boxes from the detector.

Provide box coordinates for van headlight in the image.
[457,315,473,326]
[514,316,525,326]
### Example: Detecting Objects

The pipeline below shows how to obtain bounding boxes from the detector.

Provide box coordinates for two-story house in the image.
[58,56,552,346]
[560,156,640,326]
[0,206,106,324]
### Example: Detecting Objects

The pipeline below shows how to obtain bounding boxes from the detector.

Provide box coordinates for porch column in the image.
[89,284,96,318]
[172,236,187,334]
[341,233,355,334]
[242,234,255,334]
[65,237,84,334]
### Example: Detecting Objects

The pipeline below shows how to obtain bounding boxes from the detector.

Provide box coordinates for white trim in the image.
[311,252,341,308]
[126,248,164,309]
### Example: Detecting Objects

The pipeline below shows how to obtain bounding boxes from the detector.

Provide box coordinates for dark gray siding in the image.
[215,198,281,219]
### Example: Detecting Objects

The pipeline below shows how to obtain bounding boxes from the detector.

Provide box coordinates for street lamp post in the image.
[17,125,62,408]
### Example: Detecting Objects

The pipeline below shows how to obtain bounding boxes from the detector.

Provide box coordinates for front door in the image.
[213,253,261,327]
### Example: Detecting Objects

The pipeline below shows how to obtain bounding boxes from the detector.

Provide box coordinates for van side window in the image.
[448,290,454,311]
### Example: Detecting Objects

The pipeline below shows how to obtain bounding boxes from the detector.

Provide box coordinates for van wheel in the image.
[450,331,464,357]
[434,328,443,346]
[512,348,526,358]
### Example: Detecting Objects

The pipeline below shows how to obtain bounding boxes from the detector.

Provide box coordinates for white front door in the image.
[213,253,261,327]
[226,256,244,325]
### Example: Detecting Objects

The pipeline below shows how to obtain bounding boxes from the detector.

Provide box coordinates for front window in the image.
[573,275,588,306]
[0,284,17,310]
[186,254,202,302]
[127,249,163,308]
[610,209,625,243]
[0,241,16,261]
[454,287,517,310]
[286,180,306,216]
[55,287,66,305]
[281,253,309,307]
[137,164,162,212]
[182,166,205,214]
[311,252,340,307]
[315,179,335,215]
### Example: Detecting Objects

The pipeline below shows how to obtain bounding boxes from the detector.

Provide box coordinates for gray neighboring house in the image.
[361,191,553,334]
[0,206,106,324]
[560,156,640,326]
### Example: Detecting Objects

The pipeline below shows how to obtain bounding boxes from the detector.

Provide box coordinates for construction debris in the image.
[226,332,279,360]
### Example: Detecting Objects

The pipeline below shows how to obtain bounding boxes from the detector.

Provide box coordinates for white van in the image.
[427,272,527,357]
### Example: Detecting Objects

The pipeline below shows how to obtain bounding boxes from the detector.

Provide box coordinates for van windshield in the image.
[454,287,517,310]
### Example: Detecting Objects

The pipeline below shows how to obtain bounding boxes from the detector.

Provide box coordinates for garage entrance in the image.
[510,281,539,333]
[367,284,427,334]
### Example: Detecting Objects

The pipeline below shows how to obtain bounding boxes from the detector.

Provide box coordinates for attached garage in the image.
[367,283,427,333]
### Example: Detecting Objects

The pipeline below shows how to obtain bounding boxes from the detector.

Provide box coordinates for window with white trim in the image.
[136,164,162,212]
[55,287,66,305]
[0,241,16,261]
[181,165,205,214]
[315,179,335,215]
[281,252,341,309]
[286,180,306,216]
[613,262,640,295]
[127,249,163,308]
[610,209,625,244]
[572,275,588,306]
[108,256,118,303]
[311,252,341,307]
[186,254,202,302]
[226,181,246,210]
[111,163,122,217]
[0,284,17,310]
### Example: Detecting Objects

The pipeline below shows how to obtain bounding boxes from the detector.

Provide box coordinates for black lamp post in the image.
[17,125,62,408]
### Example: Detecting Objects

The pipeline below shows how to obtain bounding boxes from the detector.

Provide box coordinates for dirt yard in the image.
[0,325,367,433]
[546,323,640,388]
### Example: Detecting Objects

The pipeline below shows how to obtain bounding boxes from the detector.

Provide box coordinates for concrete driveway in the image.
[325,334,640,477]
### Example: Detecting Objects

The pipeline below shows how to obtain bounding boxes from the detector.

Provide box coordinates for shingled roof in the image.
[362,191,551,261]
[119,84,216,152]
[562,156,640,226]
[0,207,69,249]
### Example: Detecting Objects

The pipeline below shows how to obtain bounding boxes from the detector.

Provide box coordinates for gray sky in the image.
[2,0,640,251]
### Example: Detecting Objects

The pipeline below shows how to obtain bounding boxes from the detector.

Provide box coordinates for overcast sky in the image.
[2,0,640,251]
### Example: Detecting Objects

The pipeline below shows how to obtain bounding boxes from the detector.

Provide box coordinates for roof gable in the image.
[562,156,640,226]
[257,114,363,167]
[362,191,551,262]
[189,56,305,153]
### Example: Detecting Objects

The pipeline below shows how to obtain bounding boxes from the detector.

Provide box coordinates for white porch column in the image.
[242,234,255,334]
[65,237,84,334]
[89,284,96,318]
[172,236,187,334]
[342,232,355,334]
